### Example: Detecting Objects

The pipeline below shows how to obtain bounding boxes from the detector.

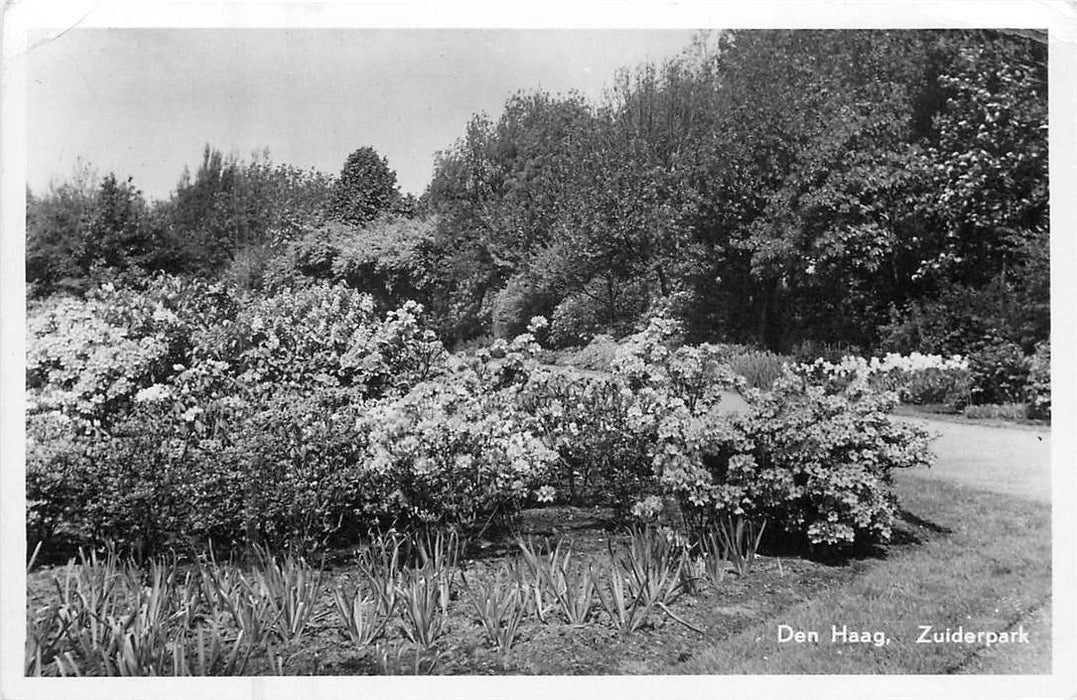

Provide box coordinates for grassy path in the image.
[892,414,1050,503]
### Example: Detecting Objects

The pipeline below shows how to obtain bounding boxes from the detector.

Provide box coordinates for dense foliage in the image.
[29,30,1048,366]
[25,279,549,552]
[28,274,933,554]
[25,29,1047,558]
[420,30,1047,358]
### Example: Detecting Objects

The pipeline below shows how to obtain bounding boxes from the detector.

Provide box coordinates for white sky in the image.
[27,28,697,199]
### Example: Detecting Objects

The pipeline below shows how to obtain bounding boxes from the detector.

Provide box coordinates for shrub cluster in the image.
[26,279,552,554]
[965,335,1030,406]
[519,319,933,549]
[794,352,971,409]
[28,281,935,555]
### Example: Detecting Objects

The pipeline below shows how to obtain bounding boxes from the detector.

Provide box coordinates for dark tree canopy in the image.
[328,146,404,226]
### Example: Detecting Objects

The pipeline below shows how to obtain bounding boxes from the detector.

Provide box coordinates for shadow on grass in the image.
[898,508,953,533]
[754,505,957,568]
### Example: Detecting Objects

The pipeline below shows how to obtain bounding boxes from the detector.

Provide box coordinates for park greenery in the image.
[23,29,1050,676]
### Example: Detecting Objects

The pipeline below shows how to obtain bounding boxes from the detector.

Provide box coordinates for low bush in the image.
[725,375,934,547]
[967,335,1030,405]
[519,317,933,550]
[722,348,789,390]
[518,370,655,508]
[793,352,971,409]
[354,374,558,536]
[961,403,1029,421]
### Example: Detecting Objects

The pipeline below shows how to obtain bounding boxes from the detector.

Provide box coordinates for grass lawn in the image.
[674,474,1051,674]
[25,473,1050,675]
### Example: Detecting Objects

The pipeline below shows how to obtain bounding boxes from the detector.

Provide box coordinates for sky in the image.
[26,28,698,200]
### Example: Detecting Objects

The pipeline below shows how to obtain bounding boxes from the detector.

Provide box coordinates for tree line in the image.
[27,29,1048,358]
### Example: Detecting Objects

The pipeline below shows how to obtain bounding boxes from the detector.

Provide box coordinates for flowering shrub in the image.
[25,411,91,543]
[207,284,446,396]
[721,348,790,390]
[512,316,932,549]
[517,370,657,509]
[354,375,558,535]
[727,375,934,546]
[793,351,971,408]
[515,318,745,514]
[25,279,460,552]
[26,288,935,555]
[26,275,237,426]
[27,294,176,424]
[611,317,744,410]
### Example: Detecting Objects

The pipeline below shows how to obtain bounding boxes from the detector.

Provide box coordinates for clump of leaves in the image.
[713,516,767,577]
[462,564,526,653]
[517,537,596,625]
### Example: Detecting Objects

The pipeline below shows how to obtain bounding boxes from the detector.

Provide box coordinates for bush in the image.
[25,411,92,543]
[961,403,1029,421]
[967,336,1029,405]
[355,374,558,536]
[726,375,934,547]
[511,316,933,550]
[553,334,619,372]
[491,274,556,340]
[207,283,446,397]
[27,286,554,552]
[790,339,863,364]
[722,348,790,390]
[221,243,276,292]
[27,296,935,557]
[880,277,1048,358]
[888,366,971,408]
[518,369,657,509]
[548,290,605,347]
[792,352,971,410]
[26,294,177,424]
[29,358,255,554]
[26,275,235,426]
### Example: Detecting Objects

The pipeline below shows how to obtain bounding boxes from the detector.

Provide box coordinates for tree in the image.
[26,164,153,296]
[85,174,150,272]
[26,162,99,295]
[328,146,403,226]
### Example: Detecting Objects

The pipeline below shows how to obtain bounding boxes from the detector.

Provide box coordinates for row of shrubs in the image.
[556,331,1051,420]
[28,276,935,557]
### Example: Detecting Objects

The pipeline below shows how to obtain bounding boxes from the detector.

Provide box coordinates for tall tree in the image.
[328,146,403,226]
